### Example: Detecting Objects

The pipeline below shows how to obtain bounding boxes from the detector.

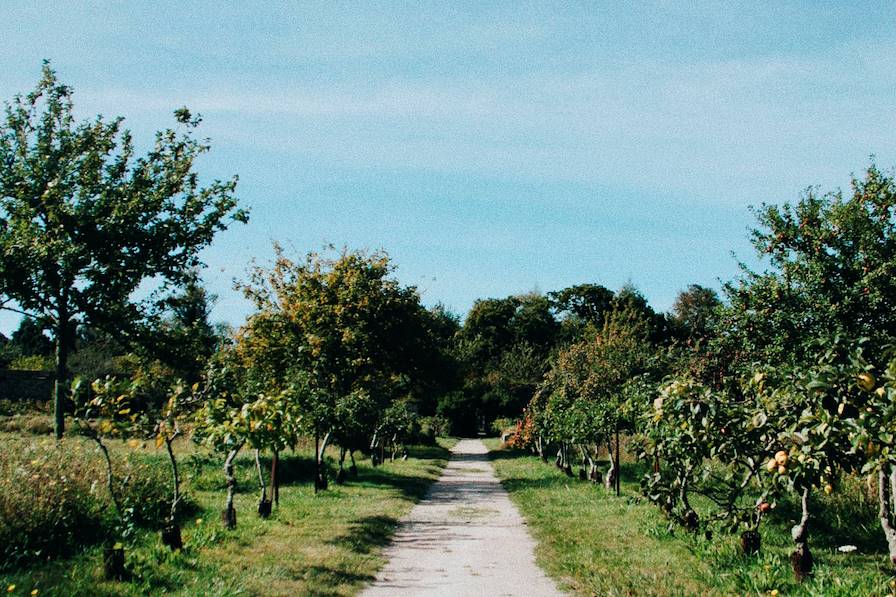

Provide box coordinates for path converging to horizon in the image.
[361,438,564,597]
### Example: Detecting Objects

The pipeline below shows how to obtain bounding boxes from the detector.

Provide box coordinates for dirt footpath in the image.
[360,438,565,597]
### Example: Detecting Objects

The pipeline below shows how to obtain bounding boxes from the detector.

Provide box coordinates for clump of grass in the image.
[0,413,54,435]
[0,434,195,570]
[0,437,106,568]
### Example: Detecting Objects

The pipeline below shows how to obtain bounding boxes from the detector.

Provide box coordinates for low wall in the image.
[0,369,54,402]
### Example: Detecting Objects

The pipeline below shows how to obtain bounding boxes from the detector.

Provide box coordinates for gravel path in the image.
[360,438,565,597]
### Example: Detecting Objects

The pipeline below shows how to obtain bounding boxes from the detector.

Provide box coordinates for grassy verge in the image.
[1,432,455,596]
[485,439,893,597]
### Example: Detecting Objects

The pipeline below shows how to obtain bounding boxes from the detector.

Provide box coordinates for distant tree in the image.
[0,63,247,437]
[150,272,219,385]
[549,283,615,327]
[510,292,560,351]
[612,284,671,344]
[459,297,520,370]
[669,284,722,341]
[413,304,462,415]
[10,317,53,356]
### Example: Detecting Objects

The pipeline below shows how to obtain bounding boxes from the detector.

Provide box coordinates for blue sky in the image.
[2,2,895,333]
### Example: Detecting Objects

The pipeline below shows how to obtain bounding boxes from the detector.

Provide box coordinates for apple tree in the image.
[0,63,247,438]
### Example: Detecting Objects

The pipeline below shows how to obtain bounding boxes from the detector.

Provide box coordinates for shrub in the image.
[417,415,451,443]
[490,417,517,436]
[8,355,53,371]
[0,437,193,569]
[0,438,105,568]
[0,414,54,435]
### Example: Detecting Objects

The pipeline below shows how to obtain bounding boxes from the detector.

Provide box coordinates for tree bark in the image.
[222,444,242,528]
[349,450,358,477]
[94,435,122,518]
[270,449,279,507]
[879,466,896,568]
[53,305,69,439]
[164,434,181,523]
[335,447,347,485]
[315,430,331,492]
[255,449,266,499]
[604,438,617,491]
[614,427,621,496]
[369,430,379,467]
[790,486,813,582]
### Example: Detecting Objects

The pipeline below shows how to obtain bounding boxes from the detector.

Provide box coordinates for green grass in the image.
[0,433,455,596]
[485,439,895,596]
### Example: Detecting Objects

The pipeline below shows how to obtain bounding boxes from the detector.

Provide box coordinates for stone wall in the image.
[0,369,54,402]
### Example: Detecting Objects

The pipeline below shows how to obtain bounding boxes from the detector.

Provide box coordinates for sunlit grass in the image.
[486,439,894,597]
[0,433,454,596]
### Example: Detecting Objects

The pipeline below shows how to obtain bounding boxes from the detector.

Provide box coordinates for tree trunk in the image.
[614,428,621,496]
[370,430,379,467]
[680,468,699,530]
[94,435,122,518]
[315,430,331,492]
[335,447,347,485]
[879,466,896,568]
[164,435,181,523]
[315,430,320,493]
[255,449,271,517]
[790,487,813,582]
[222,444,242,528]
[270,450,279,507]
[161,435,184,550]
[349,450,358,477]
[53,308,70,439]
[604,438,617,491]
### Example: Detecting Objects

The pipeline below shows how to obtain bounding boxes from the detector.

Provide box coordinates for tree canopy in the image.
[0,63,247,436]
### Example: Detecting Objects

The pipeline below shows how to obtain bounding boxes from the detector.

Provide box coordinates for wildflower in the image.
[769,591,778,596]
[7,585,15,593]
[30,591,38,596]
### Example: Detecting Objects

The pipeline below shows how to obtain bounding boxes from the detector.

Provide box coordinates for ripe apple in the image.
[858,372,876,392]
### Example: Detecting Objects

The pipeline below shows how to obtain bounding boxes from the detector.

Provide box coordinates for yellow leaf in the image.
[155,435,165,449]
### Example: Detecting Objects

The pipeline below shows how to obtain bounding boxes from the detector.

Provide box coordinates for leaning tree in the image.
[0,63,247,437]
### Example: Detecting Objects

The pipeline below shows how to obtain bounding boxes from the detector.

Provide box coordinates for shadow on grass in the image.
[488,445,648,486]
[768,486,885,554]
[353,466,438,502]
[299,564,376,596]
[187,442,451,512]
[328,514,399,555]
[491,445,890,561]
